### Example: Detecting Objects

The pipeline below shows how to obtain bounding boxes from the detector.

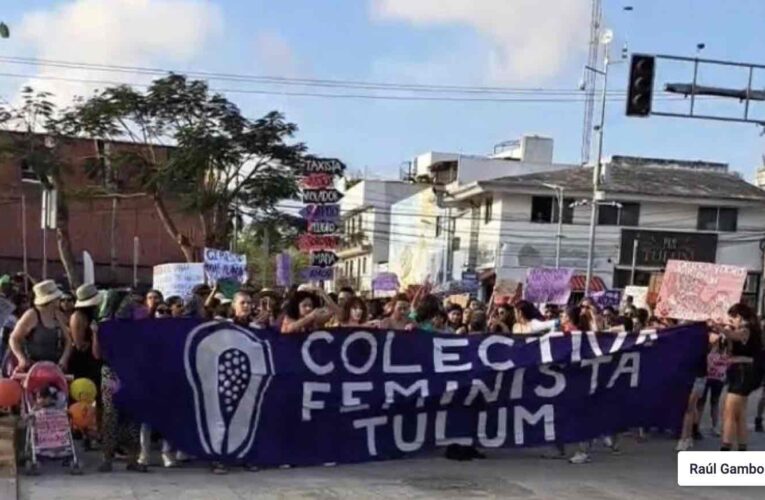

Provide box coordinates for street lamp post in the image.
[542,183,565,268]
[572,199,622,295]
[583,29,614,296]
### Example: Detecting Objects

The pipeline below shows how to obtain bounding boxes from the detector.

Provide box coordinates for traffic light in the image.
[626,54,655,117]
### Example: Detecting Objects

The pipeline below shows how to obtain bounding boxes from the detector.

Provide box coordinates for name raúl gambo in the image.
[690,463,765,474]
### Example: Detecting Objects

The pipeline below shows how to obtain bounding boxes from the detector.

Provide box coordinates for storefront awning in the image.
[570,275,606,292]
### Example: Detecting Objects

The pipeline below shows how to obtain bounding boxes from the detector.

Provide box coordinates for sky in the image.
[2,0,765,181]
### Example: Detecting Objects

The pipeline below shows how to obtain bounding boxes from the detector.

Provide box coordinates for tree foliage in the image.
[0,88,80,288]
[62,74,306,261]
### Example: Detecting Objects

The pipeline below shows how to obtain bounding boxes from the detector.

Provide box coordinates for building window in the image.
[598,202,640,226]
[484,197,493,225]
[20,159,39,182]
[697,207,737,232]
[530,196,574,224]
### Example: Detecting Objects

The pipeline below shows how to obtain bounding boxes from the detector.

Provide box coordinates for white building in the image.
[448,156,765,306]
[335,179,423,293]
[390,135,573,287]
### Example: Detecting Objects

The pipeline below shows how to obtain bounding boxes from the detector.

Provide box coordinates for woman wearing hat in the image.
[9,279,72,373]
[69,285,103,391]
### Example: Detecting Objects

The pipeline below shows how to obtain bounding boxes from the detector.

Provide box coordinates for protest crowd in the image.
[0,267,763,474]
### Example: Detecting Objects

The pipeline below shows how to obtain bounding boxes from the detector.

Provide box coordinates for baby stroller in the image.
[13,361,82,475]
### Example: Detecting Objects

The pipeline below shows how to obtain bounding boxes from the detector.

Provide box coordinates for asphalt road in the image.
[17,421,765,500]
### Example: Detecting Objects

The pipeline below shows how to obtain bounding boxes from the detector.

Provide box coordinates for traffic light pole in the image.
[584,53,609,297]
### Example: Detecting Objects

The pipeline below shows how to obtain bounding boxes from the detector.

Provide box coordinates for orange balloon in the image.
[68,402,96,431]
[0,379,22,407]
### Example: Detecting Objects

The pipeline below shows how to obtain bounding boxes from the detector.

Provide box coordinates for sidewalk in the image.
[18,429,765,500]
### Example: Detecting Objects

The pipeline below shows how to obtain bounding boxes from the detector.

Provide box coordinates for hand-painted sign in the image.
[308,221,339,235]
[311,250,339,268]
[301,173,335,190]
[655,260,747,322]
[372,272,400,292]
[299,204,341,222]
[525,267,575,305]
[302,189,344,204]
[589,289,622,310]
[275,253,292,288]
[34,409,71,452]
[300,266,334,281]
[203,248,248,284]
[302,157,346,175]
[296,234,340,252]
[153,263,205,299]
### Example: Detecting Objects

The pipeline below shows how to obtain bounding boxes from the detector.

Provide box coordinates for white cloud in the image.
[372,0,590,84]
[14,0,223,104]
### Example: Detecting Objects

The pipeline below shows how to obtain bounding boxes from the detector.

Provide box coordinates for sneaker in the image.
[603,436,614,448]
[161,452,177,468]
[711,427,721,437]
[137,453,150,467]
[211,462,228,475]
[175,451,192,462]
[755,417,763,433]
[675,438,693,452]
[569,452,591,464]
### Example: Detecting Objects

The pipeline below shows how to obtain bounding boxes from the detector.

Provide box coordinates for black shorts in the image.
[727,363,759,396]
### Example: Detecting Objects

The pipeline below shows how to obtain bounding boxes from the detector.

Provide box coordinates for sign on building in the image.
[619,230,718,267]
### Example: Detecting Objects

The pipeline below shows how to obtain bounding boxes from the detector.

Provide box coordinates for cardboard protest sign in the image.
[275,253,292,287]
[622,286,648,309]
[153,263,205,300]
[493,278,522,305]
[204,248,247,285]
[647,273,664,308]
[34,409,71,452]
[525,267,575,305]
[372,273,399,292]
[447,293,470,309]
[655,260,747,322]
[589,289,622,310]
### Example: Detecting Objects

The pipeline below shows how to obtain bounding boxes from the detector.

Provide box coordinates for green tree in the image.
[0,88,80,288]
[62,74,306,261]
[237,214,307,287]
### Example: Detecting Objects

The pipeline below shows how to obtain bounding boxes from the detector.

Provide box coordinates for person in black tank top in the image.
[715,303,763,451]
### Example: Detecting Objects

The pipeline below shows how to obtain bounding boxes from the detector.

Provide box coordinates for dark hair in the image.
[447,304,463,314]
[339,296,368,324]
[339,286,355,296]
[284,291,321,320]
[392,293,410,304]
[367,299,384,320]
[166,296,183,308]
[216,302,232,319]
[146,289,163,300]
[635,308,650,326]
[469,311,487,333]
[514,300,543,322]
[729,302,757,323]
[415,294,441,323]
[564,306,587,331]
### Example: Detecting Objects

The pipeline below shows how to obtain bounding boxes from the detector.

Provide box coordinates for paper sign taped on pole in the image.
[655,260,747,322]
[152,263,205,300]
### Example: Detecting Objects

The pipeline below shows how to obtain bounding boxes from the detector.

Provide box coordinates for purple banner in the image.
[275,253,292,287]
[525,267,574,305]
[301,266,334,282]
[589,290,622,310]
[372,272,400,292]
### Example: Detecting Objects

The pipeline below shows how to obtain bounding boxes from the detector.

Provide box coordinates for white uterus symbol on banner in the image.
[184,322,273,458]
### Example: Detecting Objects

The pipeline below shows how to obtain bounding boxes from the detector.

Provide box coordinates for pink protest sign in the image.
[655,260,747,322]
[33,408,70,451]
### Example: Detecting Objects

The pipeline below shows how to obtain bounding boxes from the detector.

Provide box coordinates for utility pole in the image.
[584,30,613,296]
[630,238,639,285]
[262,225,270,286]
[543,183,565,268]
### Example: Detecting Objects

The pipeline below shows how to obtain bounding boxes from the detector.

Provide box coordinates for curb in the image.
[0,415,18,500]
